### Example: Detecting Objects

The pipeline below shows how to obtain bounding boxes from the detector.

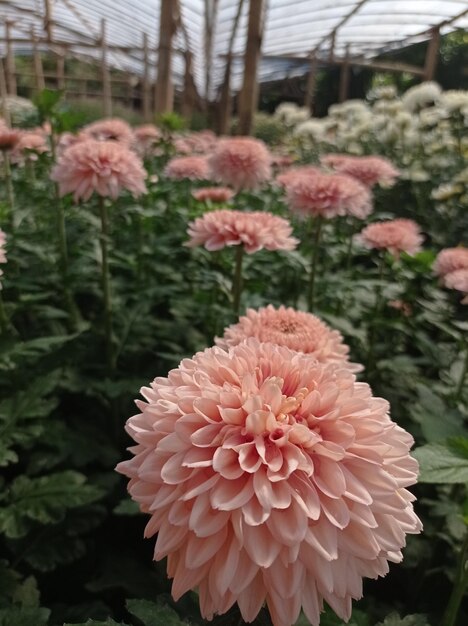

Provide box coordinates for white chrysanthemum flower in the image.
[294,119,325,142]
[440,90,468,113]
[401,82,442,112]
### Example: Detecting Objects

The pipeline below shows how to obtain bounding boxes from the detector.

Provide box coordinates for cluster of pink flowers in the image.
[434,247,468,304]
[117,338,421,626]
[164,156,210,181]
[322,154,400,188]
[51,138,147,202]
[287,172,372,220]
[216,305,362,372]
[192,187,234,203]
[359,219,423,257]
[186,209,298,254]
[209,137,272,190]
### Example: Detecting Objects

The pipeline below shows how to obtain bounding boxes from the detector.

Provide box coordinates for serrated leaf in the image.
[0,471,103,538]
[413,441,468,483]
[126,598,187,626]
[0,606,50,626]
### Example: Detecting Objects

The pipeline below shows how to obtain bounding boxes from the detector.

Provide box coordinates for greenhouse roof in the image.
[1,0,467,98]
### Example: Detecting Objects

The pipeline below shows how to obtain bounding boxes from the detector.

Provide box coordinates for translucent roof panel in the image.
[1,1,467,98]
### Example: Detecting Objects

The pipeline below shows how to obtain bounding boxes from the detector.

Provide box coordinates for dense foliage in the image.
[0,85,467,626]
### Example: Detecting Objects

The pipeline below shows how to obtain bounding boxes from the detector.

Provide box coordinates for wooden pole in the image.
[329,30,336,62]
[155,0,175,114]
[181,50,196,119]
[5,21,17,95]
[204,0,219,105]
[43,0,53,43]
[142,32,151,121]
[218,0,245,134]
[238,0,264,135]
[101,19,112,117]
[31,27,46,92]
[56,49,65,90]
[304,54,317,112]
[0,58,11,125]
[339,45,351,102]
[424,27,440,81]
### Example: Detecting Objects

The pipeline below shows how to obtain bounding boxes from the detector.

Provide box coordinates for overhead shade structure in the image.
[0,0,466,102]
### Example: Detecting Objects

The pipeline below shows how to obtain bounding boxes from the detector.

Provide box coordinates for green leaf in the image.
[0,471,103,538]
[413,440,468,483]
[63,620,126,626]
[0,606,50,626]
[376,613,430,626]
[32,88,63,116]
[113,499,140,516]
[126,598,187,626]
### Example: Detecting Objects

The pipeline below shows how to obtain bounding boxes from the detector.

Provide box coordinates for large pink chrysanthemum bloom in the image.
[287,172,373,220]
[186,209,298,254]
[216,305,362,372]
[443,269,468,304]
[433,247,468,277]
[164,156,210,181]
[192,187,235,203]
[275,166,321,191]
[51,139,147,202]
[116,339,421,626]
[359,219,423,257]
[208,137,272,190]
[322,155,400,188]
[82,118,134,144]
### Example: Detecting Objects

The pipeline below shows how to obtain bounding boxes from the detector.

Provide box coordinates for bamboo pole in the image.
[238,0,265,136]
[5,21,16,95]
[424,27,440,81]
[339,45,351,102]
[31,27,45,92]
[142,32,151,121]
[155,0,175,114]
[101,19,112,117]
[218,0,245,134]
[0,58,11,125]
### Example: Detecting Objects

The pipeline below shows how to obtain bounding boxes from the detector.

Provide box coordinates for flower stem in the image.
[0,291,9,333]
[367,254,386,373]
[232,245,244,316]
[99,196,114,372]
[441,531,468,626]
[455,343,468,401]
[2,150,15,229]
[307,216,323,312]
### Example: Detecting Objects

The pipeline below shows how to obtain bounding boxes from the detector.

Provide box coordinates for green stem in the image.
[99,196,114,372]
[307,216,323,312]
[441,531,468,626]
[232,245,244,316]
[3,150,15,229]
[455,344,468,401]
[0,291,8,333]
[367,254,386,373]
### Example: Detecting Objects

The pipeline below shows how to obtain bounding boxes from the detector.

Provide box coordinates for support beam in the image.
[101,19,112,117]
[218,0,245,134]
[304,54,317,112]
[238,0,265,136]
[142,32,151,121]
[31,27,45,92]
[5,21,16,95]
[43,0,53,43]
[181,50,196,119]
[155,0,175,114]
[204,0,219,103]
[423,27,440,81]
[339,45,351,102]
[56,49,65,90]
[0,57,10,125]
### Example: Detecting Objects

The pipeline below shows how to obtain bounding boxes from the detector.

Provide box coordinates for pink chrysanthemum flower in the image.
[116,339,421,626]
[11,131,49,164]
[433,247,468,277]
[322,155,400,188]
[0,126,20,151]
[82,118,134,144]
[133,124,161,156]
[216,305,362,372]
[186,209,298,254]
[51,139,147,202]
[359,219,423,257]
[271,154,294,169]
[443,269,468,304]
[192,187,235,203]
[209,137,272,190]
[164,156,210,181]
[275,166,321,191]
[287,172,373,220]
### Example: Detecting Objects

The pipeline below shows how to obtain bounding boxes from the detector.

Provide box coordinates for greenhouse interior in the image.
[1,1,468,625]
